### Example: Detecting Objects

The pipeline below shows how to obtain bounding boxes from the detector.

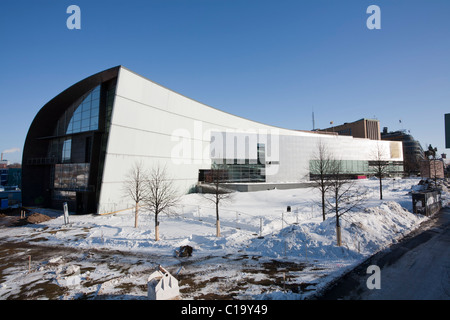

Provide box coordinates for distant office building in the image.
[7,168,21,188]
[381,128,424,175]
[0,167,22,188]
[22,66,403,214]
[319,118,381,140]
[0,168,7,186]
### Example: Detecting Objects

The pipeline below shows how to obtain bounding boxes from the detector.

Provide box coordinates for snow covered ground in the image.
[0,177,447,300]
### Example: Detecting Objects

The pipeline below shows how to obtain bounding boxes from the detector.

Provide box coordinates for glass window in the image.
[91,106,99,117]
[81,118,90,130]
[91,87,100,100]
[73,111,81,122]
[81,110,90,120]
[62,139,71,162]
[66,122,73,134]
[53,163,90,190]
[211,144,266,183]
[72,120,81,132]
[65,85,100,134]
[53,190,76,201]
[90,118,98,131]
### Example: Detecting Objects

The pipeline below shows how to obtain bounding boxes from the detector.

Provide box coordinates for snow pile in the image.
[247,223,357,260]
[245,200,425,261]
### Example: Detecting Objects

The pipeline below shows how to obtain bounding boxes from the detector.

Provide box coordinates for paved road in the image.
[314,206,450,300]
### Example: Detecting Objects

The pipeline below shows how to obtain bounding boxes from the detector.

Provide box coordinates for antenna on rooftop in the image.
[312,108,315,131]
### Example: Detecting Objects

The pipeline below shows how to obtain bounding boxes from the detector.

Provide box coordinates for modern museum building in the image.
[22,66,403,214]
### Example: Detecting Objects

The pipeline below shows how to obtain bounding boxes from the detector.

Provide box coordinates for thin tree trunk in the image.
[134,202,139,228]
[216,201,220,237]
[379,176,383,200]
[336,205,341,247]
[155,216,160,241]
[321,192,326,221]
[216,220,221,237]
[336,225,342,247]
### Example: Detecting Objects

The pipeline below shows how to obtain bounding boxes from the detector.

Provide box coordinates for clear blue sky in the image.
[1,0,449,164]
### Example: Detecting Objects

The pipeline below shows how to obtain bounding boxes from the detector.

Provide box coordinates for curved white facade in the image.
[96,66,403,214]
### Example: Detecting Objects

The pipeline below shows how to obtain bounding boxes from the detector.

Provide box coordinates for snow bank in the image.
[245,200,425,262]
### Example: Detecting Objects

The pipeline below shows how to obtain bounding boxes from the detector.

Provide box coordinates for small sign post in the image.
[63,202,69,225]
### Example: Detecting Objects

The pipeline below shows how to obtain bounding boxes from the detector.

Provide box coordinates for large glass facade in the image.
[54,163,90,190]
[53,85,100,137]
[66,86,100,134]
[211,144,266,182]
[22,66,120,215]
[46,80,116,213]
[309,159,404,176]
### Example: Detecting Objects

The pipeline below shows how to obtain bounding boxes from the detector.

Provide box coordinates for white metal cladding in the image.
[96,66,403,214]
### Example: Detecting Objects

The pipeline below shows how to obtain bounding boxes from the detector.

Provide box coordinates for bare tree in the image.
[326,160,367,246]
[145,165,179,241]
[122,161,148,228]
[309,140,334,221]
[370,143,391,200]
[201,163,233,237]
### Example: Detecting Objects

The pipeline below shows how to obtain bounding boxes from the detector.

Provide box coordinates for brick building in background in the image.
[319,118,381,140]
[420,159,444,179]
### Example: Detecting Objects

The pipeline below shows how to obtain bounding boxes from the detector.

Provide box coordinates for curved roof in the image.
[22,66,120,161]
